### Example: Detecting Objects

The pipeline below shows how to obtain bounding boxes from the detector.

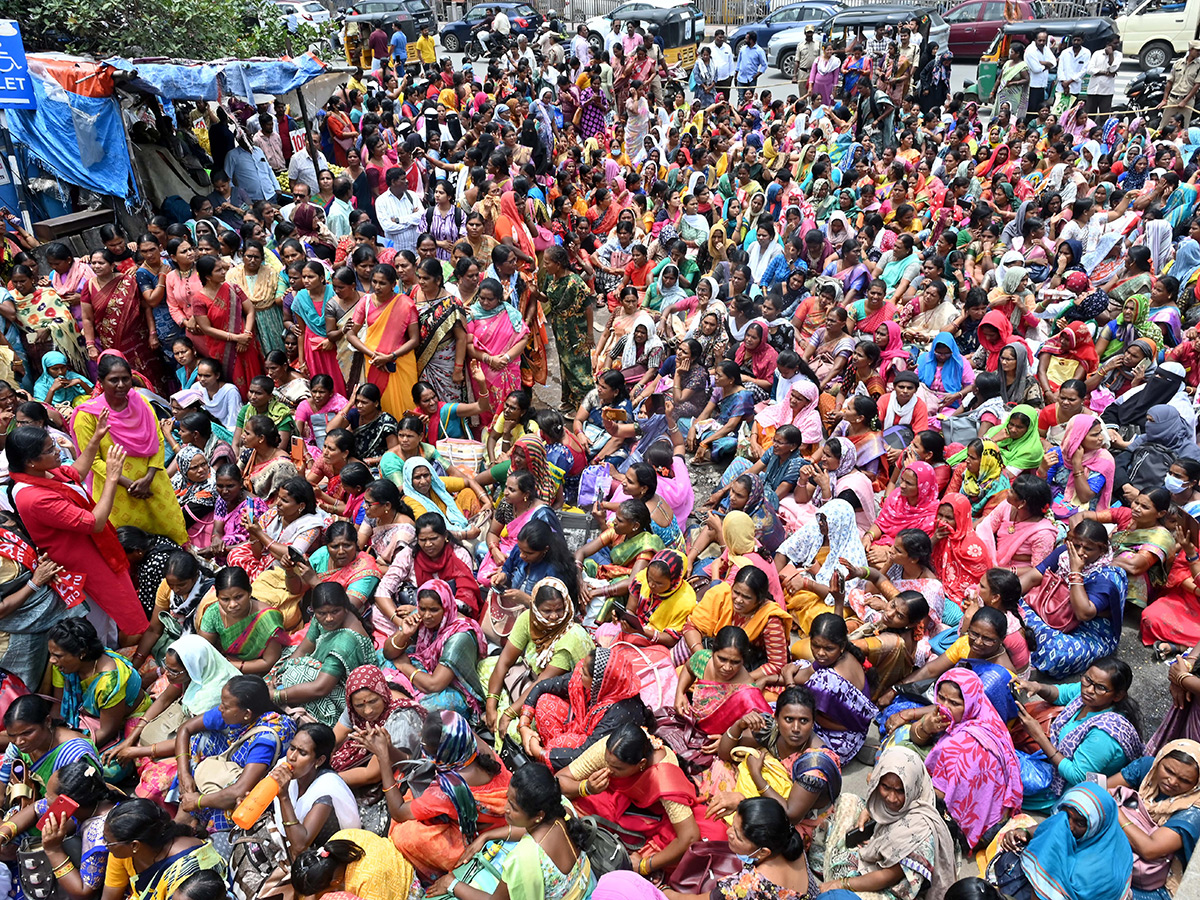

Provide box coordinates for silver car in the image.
[770,4,950,80]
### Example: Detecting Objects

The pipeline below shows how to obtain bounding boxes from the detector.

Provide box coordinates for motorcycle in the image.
[465,29,510,61]
[1125,66,1167,127]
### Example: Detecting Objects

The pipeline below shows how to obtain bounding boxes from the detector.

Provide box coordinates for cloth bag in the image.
[193,725,281,794]
[668,840,742,893]
[138,700,185,746]
[1111,785,1173,891]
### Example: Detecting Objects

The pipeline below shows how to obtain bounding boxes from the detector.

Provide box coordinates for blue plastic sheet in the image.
[104,54,326,102]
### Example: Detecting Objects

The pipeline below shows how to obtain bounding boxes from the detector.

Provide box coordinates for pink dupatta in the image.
[1061,412,1115,509]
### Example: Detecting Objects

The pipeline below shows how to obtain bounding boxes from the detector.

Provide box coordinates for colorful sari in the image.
[227,256,286,356]
[1020,783,1133,900]
[269,620,377,726]
[198,602,287,662]
[415,294,466,403]
[467,298,528,414]
[685,649,772,735]
[122,841,227,900]
[807,666,878,765]
[292,284,347,396]
[83,273,166,391]
[195,283,262,395]
[56,649,149,740]
[310,549,383,612]
[584,528,665,585]
[357,293,418,418]
[11,284,88,375]
[930,492,995,609]
[405,579,487,718]
[541,268,595,410]
[1111,509,1175,609]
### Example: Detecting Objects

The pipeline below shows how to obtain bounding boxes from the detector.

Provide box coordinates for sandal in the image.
[1153,640,1183,662]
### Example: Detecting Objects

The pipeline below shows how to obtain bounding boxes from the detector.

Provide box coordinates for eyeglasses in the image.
[1080,673,1112,695]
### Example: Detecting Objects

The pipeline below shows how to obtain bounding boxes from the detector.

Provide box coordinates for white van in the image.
[1118,0,1198,70]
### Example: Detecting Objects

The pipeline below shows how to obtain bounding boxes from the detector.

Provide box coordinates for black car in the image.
[339,0,436,34]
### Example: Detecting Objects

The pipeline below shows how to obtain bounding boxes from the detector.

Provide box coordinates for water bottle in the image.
[231,771,282,829]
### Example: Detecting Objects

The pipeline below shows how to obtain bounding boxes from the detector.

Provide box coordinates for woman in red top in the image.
[7,421,148,640]
[192,254,263,396]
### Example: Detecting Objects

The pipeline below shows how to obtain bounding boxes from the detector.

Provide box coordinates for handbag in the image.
[138,700,185,746]
[941,414,980,446]
[482,589,525,646]
[573,816,635,875]
[1111,786,1173,890]
[193,724,281,794]
[668,840,742,893]
[427,839,515,900]
[16,835,82,900]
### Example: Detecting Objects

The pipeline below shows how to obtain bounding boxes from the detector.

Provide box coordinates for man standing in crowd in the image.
[735,31,766,103]
[1024,29,1056,120]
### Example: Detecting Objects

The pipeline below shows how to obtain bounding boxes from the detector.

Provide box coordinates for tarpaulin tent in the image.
[5,55,138,202]
[104,52,327,104]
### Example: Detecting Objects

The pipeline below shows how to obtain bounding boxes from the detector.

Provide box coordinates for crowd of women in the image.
[6,17,1200,900]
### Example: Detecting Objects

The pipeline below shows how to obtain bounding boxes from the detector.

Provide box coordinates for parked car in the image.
[942,0,1046,58]
[585,0,703,53]
[729,0,842,54]
[440,1,543,52]
[274,0,333,29]
[340,0,436,34]
[769,4,949,79]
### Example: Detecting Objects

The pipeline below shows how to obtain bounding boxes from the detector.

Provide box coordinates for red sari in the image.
[930,492,995,610]
[193,283,263,395]
[82,273,167,392]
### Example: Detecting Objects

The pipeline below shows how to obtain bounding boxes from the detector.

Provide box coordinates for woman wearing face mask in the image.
[814,746,957,899]
[992,782,1133,900]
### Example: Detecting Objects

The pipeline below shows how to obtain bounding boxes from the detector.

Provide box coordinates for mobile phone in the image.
[1179,508,1200,548]
[287,546,306,566]
[844,821,876,848]
[38,795,79,831]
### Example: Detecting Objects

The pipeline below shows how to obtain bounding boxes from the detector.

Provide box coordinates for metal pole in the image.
[284,31,325,190]
[0,111,34,231]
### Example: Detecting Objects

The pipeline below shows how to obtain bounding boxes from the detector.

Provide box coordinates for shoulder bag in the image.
[193,724,282,794]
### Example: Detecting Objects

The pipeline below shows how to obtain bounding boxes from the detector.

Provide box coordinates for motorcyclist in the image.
[479,6,510,56]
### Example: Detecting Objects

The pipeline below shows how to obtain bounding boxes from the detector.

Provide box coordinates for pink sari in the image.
[465,301,528,415]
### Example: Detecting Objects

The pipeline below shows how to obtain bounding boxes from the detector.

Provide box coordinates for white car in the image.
[585,0,702,53]
[275,0,332,29]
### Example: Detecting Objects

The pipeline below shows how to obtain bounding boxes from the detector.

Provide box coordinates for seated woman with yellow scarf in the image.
[604,549,696,649]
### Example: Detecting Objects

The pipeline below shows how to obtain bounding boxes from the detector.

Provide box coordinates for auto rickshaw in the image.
[612,5,704,69]
[974,17,1119,102]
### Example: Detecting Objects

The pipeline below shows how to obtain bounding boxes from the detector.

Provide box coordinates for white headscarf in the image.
[621,311,663,369]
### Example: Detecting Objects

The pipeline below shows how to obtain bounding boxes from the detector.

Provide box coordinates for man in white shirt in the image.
[706,29,736,98]
[514,34,537,70]
[1057,34,1091,106]
[286,131,329,195]
[492,7,511,46]
[1086,34,1123,116]
[1024,30,1056,121]
[375,167,425,252]
[571,24,592,65]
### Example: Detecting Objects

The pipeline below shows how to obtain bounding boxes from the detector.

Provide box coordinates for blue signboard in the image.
[0,21,35,109]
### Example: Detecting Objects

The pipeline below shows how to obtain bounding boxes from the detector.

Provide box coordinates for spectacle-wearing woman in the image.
[102,799,227,900]
[268,582,376,727]
[174,675,296,835]
[816,745,957,899]
[192,254,262,396]
[373,709,512,878]
[72,354,189,547]
[384,578,487,719]
[80,250,167,392]
[1017,656,1145,812]
[171,445,216,548]
[1019,520,1128,679]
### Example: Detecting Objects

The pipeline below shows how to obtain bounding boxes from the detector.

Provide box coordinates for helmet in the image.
[547,8,557,16]
[648,23,659,34]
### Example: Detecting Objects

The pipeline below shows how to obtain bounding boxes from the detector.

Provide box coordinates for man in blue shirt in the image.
[389,22,408,73]
[735,32,767,104]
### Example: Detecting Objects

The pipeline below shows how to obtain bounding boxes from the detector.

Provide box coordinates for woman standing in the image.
[345,263,419,419]
[79,251,166,391]
[192,255,262,396]
[292,261,348,397]
[991,42,1030,119]
[227,240,286,357]
[467,277,529,418]
[72,354,188,544]
[538,246,595,412]
[413,258,468,404]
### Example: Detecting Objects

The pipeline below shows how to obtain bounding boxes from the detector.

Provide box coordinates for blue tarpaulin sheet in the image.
[6,73,135,201]
[104,54,326,102]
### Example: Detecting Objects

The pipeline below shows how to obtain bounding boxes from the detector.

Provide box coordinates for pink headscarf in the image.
[877,320,909,377]
[926,668,1023,847]
[73,357,161,458]
[756,381,823,444]
[409,578,487,675]
[873,460,939,542]
[1061,412,1115,509]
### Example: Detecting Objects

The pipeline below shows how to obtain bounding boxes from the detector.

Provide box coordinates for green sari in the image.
[540,269,595,410]
[199,602,287,661]
[269,622,376,726]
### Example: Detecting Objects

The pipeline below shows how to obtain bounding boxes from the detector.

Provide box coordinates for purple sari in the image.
[808,667,878,765]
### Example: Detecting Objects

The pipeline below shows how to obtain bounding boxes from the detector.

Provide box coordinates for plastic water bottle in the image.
[231,772,282,829]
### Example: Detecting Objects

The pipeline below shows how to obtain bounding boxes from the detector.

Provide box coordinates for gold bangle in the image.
[578,781,589,798]
[383,783,398,793]
[281,820,300,827]
[53,861,74,878]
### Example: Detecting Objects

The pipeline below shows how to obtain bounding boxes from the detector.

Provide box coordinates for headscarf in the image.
[917,333,965,393]
[1122,154,1149,190]
[73,387,160,458]
[498,191,536,258]
[780,499,868,589]
[409,578,487,675]
[621,311,664,370]
[401,457,469,530]
[552,646,643,747]
[874,460,939,540]
[1021,782,1133,900]
[1001,265,1029,295]
[977,309,1028,372]
[876,321,908,376]
[528,576,577,670]
[1060,412,1115,509]
[512,434,557,503]
[930,493,996,606]
[959,439,1009,513]
[1132,404,1200,460]
[427,710,484,840]
[757,380,823,445]
[997,340,1035,407]
[720,511,758,568]
[1138,739,1200,824]
[33,351,90,403]
[1040,321,1099,375]
[1110,362,1189,427]
[1113,294,1164,347]
[171,444,213,496]
[925,668,1022,848]
[331,665,424,771]
[1172,237,1200,289]
[168,635,241,716]
[734,320,780,381]
[985,404,1045,471]
[632,548,693,625]
[1144,219,1174,273]
[860,747,957,900]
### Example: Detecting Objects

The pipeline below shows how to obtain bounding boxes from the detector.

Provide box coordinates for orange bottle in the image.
[232,772,281,829]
